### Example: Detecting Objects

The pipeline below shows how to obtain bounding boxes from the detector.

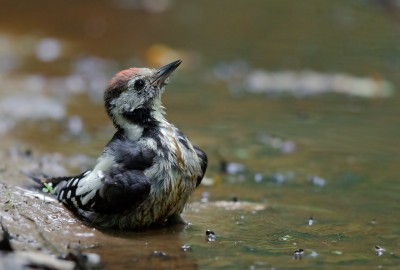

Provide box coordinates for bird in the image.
[32,60,207,229]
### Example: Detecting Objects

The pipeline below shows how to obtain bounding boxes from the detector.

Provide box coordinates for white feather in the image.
[76,155,114,199]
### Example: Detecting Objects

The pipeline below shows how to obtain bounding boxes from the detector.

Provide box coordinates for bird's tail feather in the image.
[23,171,69,187]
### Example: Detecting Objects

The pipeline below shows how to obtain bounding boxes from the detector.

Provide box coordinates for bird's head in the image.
[104,60,181,137]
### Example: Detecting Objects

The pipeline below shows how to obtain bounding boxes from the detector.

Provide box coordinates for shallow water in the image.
[1,1,400,269]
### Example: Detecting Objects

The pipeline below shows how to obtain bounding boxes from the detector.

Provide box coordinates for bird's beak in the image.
[151,60,182,88]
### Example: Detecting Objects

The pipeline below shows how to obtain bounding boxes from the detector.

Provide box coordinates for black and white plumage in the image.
[36,60,207,229]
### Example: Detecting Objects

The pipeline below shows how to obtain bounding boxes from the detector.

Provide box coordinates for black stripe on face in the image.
[122,108,158,127]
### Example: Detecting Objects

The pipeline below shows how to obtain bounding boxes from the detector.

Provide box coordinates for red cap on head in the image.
[108,68,141,91]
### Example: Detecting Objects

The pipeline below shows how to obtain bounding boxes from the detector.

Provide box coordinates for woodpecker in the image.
[34,60,207,229]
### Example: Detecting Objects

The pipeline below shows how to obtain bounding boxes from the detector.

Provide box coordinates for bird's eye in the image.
[134,79,145,91]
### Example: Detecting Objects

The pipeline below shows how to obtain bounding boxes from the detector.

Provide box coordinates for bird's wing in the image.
[174,128,208,187]
[90,166,151,214]
[59,138,155,215]
[193,146,208,187]
[107,135,157,170]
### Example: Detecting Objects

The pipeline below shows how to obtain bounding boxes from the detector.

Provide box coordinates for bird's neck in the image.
[119,107,168,141]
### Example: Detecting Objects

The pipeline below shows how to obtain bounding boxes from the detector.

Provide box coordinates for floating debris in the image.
[309,251,319,258]
[309,175,327,187]
[206,230,217,242]
[181,244,192,252]
[375,245,385,256]
[280,235,293,241]
[308,217,314,226]
[293,248,304,260]
[220,161,246,175]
